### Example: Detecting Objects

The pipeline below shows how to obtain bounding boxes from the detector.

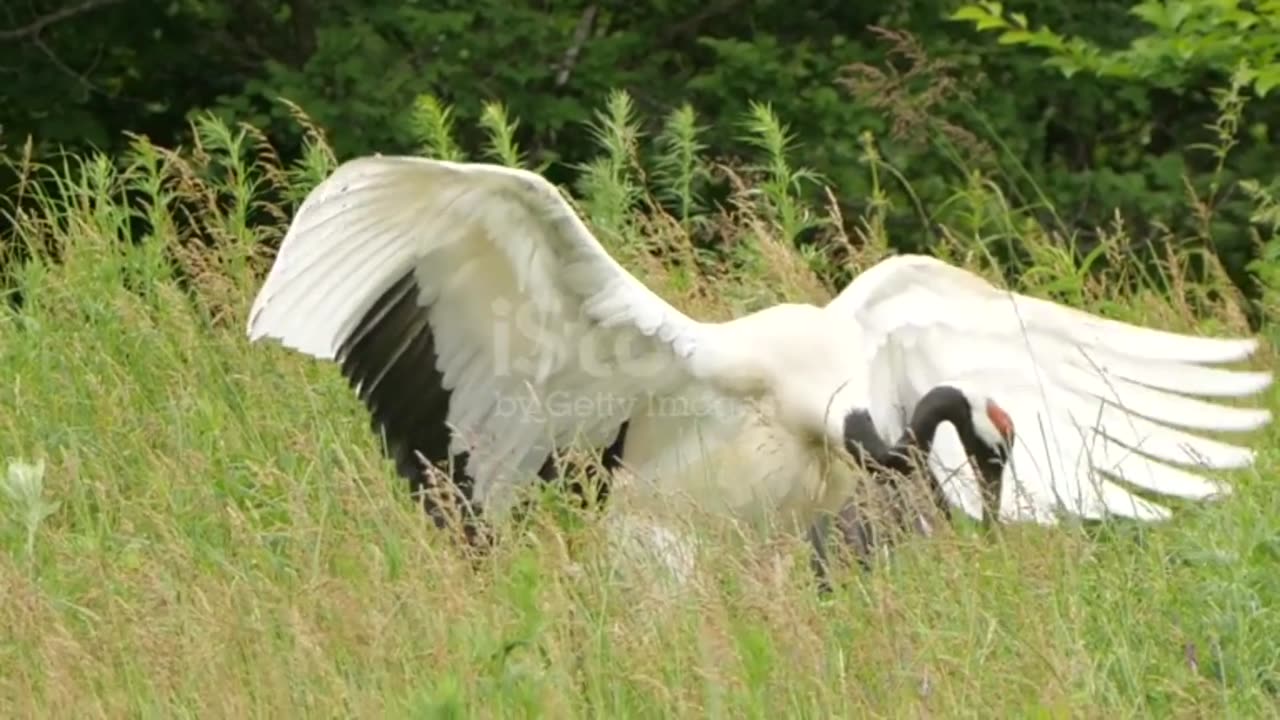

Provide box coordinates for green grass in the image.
[1,94,1279,718]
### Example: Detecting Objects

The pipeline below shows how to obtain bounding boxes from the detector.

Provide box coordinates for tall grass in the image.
[1,90,1278,717]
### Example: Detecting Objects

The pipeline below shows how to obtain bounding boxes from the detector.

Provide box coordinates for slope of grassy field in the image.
[2,97,1278,717]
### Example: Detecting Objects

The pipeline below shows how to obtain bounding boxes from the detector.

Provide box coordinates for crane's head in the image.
[942,381,1015,461]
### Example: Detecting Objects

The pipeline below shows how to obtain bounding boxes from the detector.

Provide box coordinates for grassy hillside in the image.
[2,97,1278,717]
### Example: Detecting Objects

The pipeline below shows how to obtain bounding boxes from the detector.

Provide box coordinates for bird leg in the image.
[814,437,1006,594]
[413,464,494,553]
[809,497,880,595]
[810,417,957,594]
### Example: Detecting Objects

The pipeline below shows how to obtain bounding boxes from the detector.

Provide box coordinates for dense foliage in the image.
[3,0,1280,297]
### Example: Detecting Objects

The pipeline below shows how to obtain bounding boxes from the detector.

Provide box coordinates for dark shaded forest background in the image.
[4,0,1280,305]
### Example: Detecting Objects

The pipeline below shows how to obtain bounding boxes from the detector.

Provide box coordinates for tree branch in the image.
[32,34,99,91]
[555,5,597,88]
[0,0,126,42]
[660,0,748,43]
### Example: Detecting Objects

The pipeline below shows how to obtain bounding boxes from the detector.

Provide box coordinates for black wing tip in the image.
[335,270,476,521]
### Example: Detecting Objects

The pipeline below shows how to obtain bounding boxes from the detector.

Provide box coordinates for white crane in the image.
[245,155,1273,580]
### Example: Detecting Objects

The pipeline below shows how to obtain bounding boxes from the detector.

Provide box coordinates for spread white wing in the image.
[246,155,718,518]
[826,254,1272,523]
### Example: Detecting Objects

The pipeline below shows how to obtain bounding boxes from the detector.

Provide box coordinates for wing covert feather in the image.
[247,156,715,517]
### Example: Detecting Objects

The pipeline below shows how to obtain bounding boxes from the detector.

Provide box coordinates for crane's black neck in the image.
[841,386,977,470]
[896,386,974,462]
[842,384,1007,523]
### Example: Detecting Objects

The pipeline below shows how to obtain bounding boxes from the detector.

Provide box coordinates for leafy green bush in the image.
[952,0,1280,316]
[952,0,1280,94]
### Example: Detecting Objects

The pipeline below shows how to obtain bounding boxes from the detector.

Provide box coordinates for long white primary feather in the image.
[827,254,1271,523]
[246,156,720,519]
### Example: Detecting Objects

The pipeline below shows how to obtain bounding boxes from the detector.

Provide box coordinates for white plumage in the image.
[246,155,1272,567]
[825,256,1271,523]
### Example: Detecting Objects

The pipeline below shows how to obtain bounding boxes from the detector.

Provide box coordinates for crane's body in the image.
[604,383,850,529]
[246,155,1273,582]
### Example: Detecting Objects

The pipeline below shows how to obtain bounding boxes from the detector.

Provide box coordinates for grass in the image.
[1,90,1279,718]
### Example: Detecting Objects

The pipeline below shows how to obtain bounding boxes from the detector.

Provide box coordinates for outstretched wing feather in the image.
[829,254,1271,523]
[247,156,712,518]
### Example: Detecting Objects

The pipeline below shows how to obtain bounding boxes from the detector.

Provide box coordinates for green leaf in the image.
[974,15,1011,31]
[1044,56,1082,78]
[949,5,991,21]
[997,30,1035,45]
[1168,1,1194,29]
[1255,67,1280,96]
[1026,28,1067,50]
[1130,1,1170,29]
[1221,8,1259,29]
